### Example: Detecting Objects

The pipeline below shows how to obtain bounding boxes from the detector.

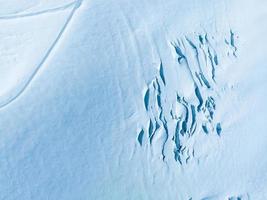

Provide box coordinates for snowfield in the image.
[0,0,267,199]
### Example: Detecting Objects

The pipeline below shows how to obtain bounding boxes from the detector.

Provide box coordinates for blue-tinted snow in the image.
[0,0,267,199]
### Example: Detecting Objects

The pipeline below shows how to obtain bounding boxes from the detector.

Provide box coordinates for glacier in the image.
[0,0,267,199]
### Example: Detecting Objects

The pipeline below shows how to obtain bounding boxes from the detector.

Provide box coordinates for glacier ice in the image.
[0,0,267,199]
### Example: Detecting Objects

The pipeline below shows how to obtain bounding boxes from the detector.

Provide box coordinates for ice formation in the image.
[0,0,267,199]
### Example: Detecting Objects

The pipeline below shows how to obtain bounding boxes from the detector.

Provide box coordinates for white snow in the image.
[0,0,267,199]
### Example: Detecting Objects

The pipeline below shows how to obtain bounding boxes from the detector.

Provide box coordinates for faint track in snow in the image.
[0,0,83,109]
[0,1,81,20]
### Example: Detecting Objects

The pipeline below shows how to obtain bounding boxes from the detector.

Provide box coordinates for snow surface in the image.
[0,0,267,199]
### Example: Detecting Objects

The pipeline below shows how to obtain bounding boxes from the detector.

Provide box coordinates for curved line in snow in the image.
[0,0,82,109]
[0,1,80,20]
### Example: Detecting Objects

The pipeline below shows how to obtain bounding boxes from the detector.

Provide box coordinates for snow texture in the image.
[0,0,267,199]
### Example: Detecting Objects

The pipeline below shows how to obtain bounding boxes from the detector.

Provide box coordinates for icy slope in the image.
[0,0,267,199]
[0,0,81,108]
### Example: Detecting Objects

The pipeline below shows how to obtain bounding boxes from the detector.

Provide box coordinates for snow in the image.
[0,0,267,199]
